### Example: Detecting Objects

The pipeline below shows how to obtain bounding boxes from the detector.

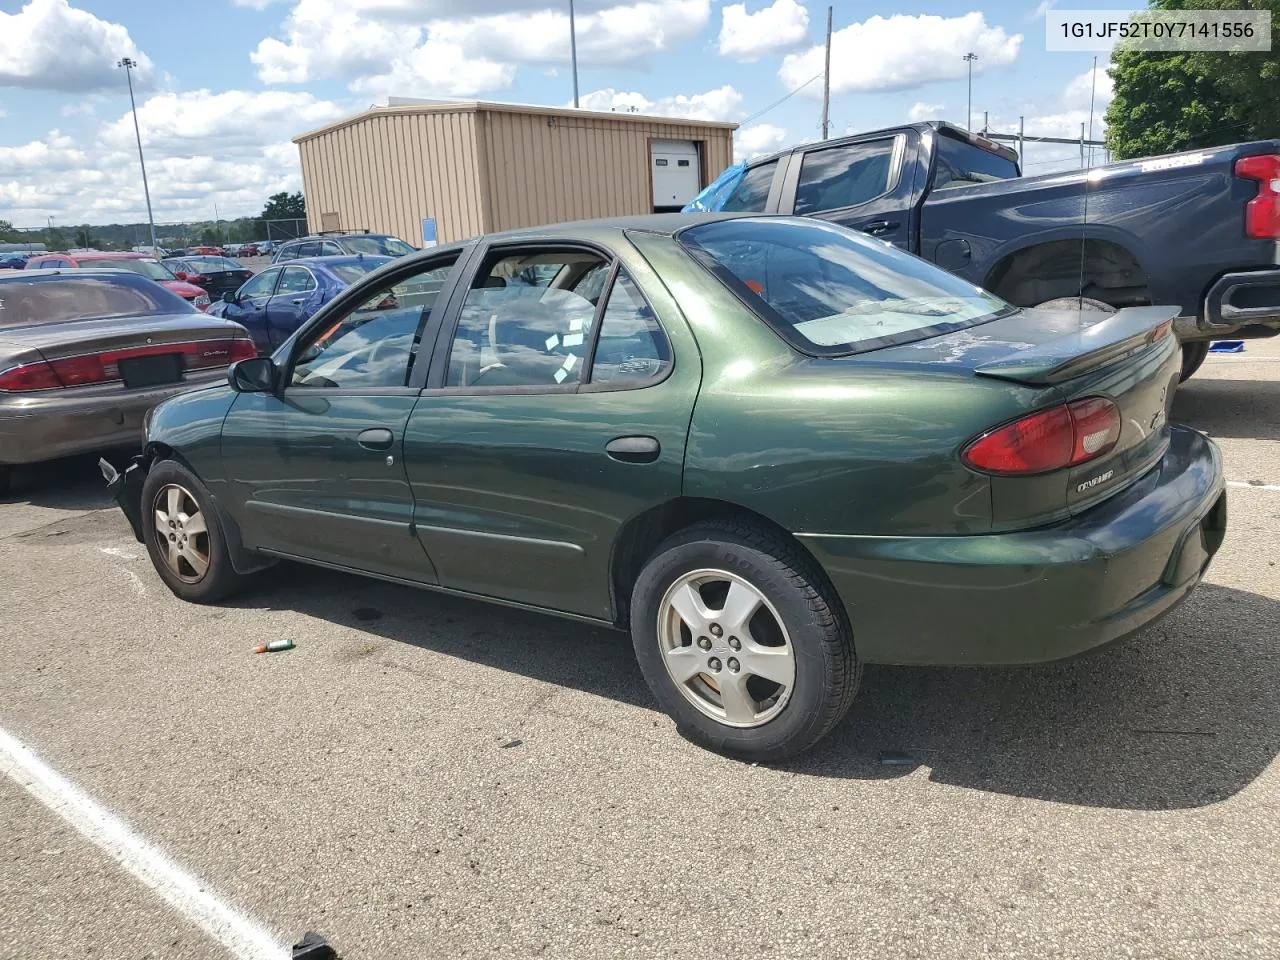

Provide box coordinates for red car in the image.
[188,246,225,257]
[25,252,212,311]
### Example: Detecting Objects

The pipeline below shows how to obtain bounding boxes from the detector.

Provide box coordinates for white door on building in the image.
[650,139,701,210]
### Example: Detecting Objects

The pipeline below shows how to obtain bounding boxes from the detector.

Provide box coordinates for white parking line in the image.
[0,725,287,960]
[1227,480,1280,492]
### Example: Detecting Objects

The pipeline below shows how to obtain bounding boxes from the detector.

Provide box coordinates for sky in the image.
[0,0,1123,228]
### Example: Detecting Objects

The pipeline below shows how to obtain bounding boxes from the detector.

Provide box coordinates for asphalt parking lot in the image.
[2,339,1278,960]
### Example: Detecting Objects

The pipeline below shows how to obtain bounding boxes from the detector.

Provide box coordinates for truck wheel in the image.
[630,520,860,762]
[140,459,248,604]
[1034,296,1116,314]
[1179,342,1210,382]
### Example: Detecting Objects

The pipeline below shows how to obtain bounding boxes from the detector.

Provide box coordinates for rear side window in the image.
[794,139,895,214]
[0,275,192,327]
[276,243,301,260]
[589,270,671,386]
[679,218,1010,356]
[720,161,777,212]
[933,133,1019,189]
[277,266,317,295]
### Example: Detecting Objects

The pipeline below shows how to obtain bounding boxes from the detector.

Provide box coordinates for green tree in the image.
[260,191,306,222]
[1106,0,1280,159]
[75,228,92,249]
[0,220,19,242]
[199,226,225,246]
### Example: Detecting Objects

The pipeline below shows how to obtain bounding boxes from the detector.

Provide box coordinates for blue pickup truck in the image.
[699,121,1280,380]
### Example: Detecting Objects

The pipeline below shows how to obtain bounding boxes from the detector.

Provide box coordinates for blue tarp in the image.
[1209,340,1245,353]
[682,162,747,213]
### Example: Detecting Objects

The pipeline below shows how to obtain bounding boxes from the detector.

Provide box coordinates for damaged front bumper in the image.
[99,454,152,544]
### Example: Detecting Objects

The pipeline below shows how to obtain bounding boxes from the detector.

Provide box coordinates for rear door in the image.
[264,265,321,348]
[219,251,466,582]
[782,134,916,249]
[402,237,700,620]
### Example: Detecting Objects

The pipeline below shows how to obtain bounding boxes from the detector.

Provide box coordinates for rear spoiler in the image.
[974,306,1180,385]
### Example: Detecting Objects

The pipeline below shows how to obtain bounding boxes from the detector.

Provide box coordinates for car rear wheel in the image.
[1179,341,1210,382]
[141,460,247,603]
[630,520,859,762]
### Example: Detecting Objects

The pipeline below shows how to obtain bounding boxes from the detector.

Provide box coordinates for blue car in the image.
[209,255,390,354]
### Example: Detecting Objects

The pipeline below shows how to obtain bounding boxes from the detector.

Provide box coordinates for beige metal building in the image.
[293,100,737,247]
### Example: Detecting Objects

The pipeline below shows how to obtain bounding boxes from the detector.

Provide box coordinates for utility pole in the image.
[1080,122,1086,166]
[1018,115,1024,168]
[118,58,157,254]
[963,52,978,130]
[821,6,832,139]
[569,0,580,108]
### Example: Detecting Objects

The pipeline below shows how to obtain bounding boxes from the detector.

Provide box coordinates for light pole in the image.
[569,0,580,108]
[117,57,158,253]
[963,52,978,131]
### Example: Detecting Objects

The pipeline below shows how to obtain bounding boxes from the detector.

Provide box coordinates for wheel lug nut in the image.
[728,637,741,650]
[727,657,740,673]
[709,624,723,638]
[697,636,712,650]
[707,657,722,672]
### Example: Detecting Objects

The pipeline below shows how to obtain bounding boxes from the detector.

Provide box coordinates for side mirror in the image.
[228,357,277,393]
[224,289,239,305]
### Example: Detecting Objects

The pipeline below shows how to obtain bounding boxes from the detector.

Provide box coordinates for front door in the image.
[786,135,915,250]
[222,266,281,354]
[404,241,699,620]
[219,253,464,582]
[265,264,322,348]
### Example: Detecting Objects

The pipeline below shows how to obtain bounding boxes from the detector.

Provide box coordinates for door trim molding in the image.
[416,522,586,556]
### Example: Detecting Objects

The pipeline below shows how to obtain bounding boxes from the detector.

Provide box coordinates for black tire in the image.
[140,459,248,603]
[1033,296,1116,314]
[630,520,860,762]
[1179,341,1210,382]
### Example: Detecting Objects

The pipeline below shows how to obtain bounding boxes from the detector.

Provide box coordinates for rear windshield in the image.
[679,218,1012,355]
[329,259,391,285]
[343,236,415,258]
[933,133,1020,189]
[0,274,193,327]
[177,257,241,272]
[89,258,176,281]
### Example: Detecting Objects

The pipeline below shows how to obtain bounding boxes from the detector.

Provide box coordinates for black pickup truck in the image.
[705,121,1280,380]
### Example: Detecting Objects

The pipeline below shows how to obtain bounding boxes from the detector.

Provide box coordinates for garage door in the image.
[650,139,701,211]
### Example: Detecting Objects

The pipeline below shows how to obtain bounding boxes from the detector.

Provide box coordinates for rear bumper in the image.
[0,369,227,465]
[1188,268,1280,339]
[799,425,1225,666]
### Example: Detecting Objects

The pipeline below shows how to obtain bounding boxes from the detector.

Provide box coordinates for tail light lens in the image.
[1235,154,1280,239]
[0,338,257,392]
[962,397,1122,475]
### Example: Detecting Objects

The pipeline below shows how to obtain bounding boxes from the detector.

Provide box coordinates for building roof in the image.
[293,98,738,144]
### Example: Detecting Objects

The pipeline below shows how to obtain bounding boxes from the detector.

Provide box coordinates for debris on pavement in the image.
[877,750,918,767]
[1209,340,1245,353]
[292,930,338,959]
[499,738,524,749]
[253,639,296,654]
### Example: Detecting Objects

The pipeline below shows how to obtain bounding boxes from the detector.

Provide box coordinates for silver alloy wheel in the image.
[656,568,796,728]
[152,483,210,583]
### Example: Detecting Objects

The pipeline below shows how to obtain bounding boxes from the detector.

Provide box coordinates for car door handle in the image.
[860,220,899,236]
[290,297,306,304]
[356,428,395,451]
[606,436,660,464]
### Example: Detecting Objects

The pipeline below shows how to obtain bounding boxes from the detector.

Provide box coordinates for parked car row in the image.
[24,251,212,311]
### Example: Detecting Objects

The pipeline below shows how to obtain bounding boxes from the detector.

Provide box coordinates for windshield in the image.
[344,236,415,257]
[0,275,194,326]
[679,218,1012,355]
[330,259,391,285]
[90,258,176,281]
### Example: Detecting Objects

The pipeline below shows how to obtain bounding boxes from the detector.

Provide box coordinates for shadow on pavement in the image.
[1173,376,1280,441]
[236,564,1278,811]
[1,453,119,511]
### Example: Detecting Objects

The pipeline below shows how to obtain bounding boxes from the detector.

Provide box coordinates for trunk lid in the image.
[868,304,1182,525]
[0,313,249,360]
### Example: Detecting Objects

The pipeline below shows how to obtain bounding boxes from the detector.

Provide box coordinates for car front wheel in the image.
[630,520,859,762]
[140,460,248,603]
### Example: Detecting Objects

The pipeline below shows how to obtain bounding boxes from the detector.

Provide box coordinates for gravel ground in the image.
[1,337,1277,960]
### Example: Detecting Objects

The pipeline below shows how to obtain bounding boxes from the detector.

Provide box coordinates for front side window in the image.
[720,161,777,213]
[446,249,605,388]
[589,270,671,386]
[290,257,457,390]
[680,217,1011,356]
[277,266,317,295]
[794,139,896,215]
[237,269,279,300]
[320,240,344,256]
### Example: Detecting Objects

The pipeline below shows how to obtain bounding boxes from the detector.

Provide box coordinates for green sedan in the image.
[103,214,1227,761]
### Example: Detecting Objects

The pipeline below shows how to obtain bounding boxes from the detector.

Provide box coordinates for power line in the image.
[741,74,823,127]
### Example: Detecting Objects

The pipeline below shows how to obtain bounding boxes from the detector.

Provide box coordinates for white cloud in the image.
[233,0,287,8]
[0,90,347,226]
[908,101,946,122]
[0,0,154,93]
[575,85,742,122]
[1030,0,1056,20]
[347,38,516,98]
[718,0,809,61]
[735,122,786,159]
[779,13,1021,95]
[1064,65,1114,111]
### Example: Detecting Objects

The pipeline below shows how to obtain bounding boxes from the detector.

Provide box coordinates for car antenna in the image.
[1076,55,1099,309]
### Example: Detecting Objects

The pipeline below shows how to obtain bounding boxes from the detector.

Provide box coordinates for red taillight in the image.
[962,397,1121,476]
[1235,154,1280,239]
[0,338,257,392]
[194,274,212,284]
[0,360,61,392]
